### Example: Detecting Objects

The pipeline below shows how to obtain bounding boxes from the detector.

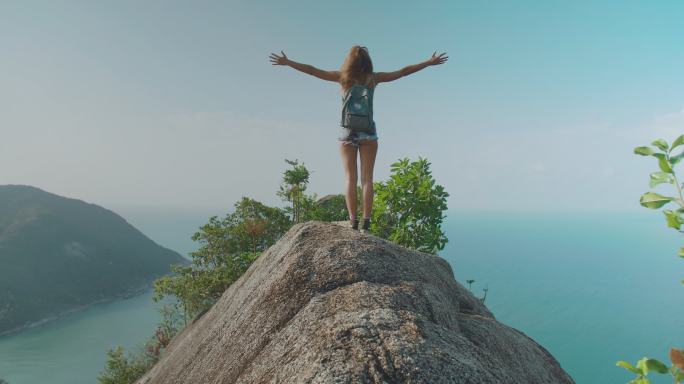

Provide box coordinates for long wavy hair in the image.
[339,45,374,93]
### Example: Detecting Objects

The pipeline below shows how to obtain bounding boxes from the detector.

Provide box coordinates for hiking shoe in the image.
[361,218,371,232]
[350,217,359,230]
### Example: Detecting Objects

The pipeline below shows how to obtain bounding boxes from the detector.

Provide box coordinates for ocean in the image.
[0,211,681,383]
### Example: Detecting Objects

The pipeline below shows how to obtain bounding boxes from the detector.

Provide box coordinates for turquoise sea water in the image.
[0,211,682,383]
[0,289,169,384]
[444,212,683,384]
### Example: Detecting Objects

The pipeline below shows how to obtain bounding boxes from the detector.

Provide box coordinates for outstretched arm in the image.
[376,51,448,84]
[269,50,340,82]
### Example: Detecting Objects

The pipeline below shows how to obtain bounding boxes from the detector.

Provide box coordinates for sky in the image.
[2,0,683,215]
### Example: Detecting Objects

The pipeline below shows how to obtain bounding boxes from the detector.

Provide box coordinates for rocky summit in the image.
[137,221,575,384]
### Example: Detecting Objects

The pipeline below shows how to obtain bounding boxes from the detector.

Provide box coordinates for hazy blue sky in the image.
[2,1,683,214]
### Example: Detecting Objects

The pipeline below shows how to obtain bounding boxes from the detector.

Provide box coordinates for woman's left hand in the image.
[427,51,448,66]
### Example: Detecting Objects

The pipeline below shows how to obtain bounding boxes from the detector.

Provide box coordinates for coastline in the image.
[0,283,156,338]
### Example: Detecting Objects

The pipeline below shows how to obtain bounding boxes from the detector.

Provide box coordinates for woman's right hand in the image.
[427,51,448,66]
[269,50,289,66]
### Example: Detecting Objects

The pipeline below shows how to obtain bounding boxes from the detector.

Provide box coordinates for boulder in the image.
[137,221,574,384]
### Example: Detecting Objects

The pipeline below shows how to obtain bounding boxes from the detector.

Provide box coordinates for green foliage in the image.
[616,356,683,384]
[277,160,354,223]
[312,194,350,222]
[98,345,154,384]
[634,135,684,234]
[636,137,684,227]
[0,379,9,384]
[371,157,449,254]
[98,346,153,384]
[148,301,186,355]
[294,193,321,223]
[153,197,290,321]
[300,193,352,222]
[618,135,684,384]
[664,209,684,230]
[98,302,186,384]
[650,172,674,188]
[640,192,673,209]
[277,159,311,223]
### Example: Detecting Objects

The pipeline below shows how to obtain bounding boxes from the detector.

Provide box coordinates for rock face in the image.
[137,221,575,384]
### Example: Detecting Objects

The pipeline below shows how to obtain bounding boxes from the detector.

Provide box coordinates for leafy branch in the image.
[634,135,684,253]
[616,135,684,384]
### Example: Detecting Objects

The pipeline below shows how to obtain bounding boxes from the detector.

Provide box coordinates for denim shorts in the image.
[338,127,379,147]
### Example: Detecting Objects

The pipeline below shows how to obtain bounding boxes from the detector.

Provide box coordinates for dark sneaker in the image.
[361,218,371,232]
[350,218,359,230]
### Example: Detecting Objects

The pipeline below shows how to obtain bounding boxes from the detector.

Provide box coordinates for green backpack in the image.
[340,76,375,133]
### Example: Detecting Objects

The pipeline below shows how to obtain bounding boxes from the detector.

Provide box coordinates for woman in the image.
[269,46,448,231]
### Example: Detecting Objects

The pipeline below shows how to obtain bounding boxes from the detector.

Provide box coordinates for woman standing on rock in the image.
[269,46,448,231]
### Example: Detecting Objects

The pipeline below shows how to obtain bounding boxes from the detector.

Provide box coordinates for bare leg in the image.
[359,139,378,219]
[340,142,358,219]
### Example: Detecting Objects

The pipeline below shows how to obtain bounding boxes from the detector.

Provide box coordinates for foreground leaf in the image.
[671,348,684,371]
[617,360,642,375]
[658,156,674,174]
[644,358,669,374]
[640,192,673,209]
[634,357,668,375]
[674,371,684,384]
[635,146,655,156]
[671,150,684,166]
[652,139,669,152]
[671,134,684,150]
[649,172,673,188]
[663,210,684,230]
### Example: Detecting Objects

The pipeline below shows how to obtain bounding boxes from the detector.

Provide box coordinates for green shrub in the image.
[98,346,153,384]
[153,197,290,321]
[371,157,449,254]
[277,159,311,224]
[98,302,185,384]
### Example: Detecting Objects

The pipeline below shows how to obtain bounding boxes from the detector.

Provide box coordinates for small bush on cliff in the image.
[277,159,311,224]
[616,135,684,384]
[98,346,151,384]
[98,302,184,384]
[371,157,449,254]
[153,197,291,321]
[305,193,351,222]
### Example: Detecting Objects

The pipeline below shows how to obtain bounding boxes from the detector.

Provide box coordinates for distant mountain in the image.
[0,185,188,335]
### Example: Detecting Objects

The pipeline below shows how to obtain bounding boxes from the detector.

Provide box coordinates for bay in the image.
[0,290,169,384]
